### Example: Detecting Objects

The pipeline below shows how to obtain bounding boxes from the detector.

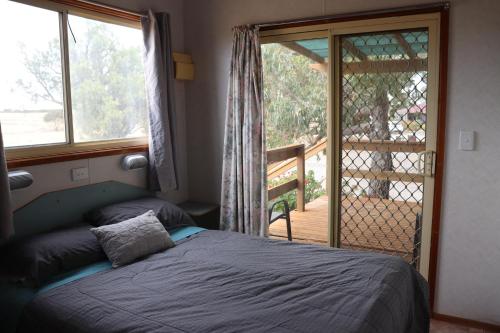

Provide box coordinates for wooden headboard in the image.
[10,181,152,242]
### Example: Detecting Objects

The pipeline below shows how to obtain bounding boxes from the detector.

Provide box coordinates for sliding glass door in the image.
[261,12,441,278]
[330,15,440,278]
[337,29,430,266]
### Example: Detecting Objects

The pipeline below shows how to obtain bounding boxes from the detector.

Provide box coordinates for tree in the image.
[262,40,422,200]
[17,20,147,141]
[262,43,327,149]
[367,86,393,198]
[68,22,147,141]
[342,65,416,199]
[17,39,63,106]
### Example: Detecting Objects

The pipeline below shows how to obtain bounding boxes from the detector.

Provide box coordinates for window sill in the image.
[7,142,148,169]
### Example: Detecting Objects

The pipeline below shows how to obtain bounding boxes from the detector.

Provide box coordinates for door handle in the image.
[418,150,435,177]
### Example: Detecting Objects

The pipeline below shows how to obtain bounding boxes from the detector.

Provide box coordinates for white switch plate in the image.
[459,130,475,151]
[71,167,89,181]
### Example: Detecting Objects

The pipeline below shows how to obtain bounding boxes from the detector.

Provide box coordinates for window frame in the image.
[5,0,148,166]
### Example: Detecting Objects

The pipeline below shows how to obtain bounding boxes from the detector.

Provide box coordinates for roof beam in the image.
[310,63,328,73]
[280,41,325,64]
[393,33,417,59]
[342,39,367,61]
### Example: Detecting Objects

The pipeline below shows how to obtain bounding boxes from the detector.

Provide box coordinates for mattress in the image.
[17,230,429,333]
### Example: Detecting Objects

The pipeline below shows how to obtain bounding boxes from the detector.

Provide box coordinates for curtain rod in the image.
[58,0,148,19]
[80,0,146,18]
[257,2,449,30]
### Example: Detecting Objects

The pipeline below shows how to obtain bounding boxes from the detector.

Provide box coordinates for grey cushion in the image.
[90,211,174,268]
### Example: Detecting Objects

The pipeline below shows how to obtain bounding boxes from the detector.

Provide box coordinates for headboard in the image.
[10,181,152,242]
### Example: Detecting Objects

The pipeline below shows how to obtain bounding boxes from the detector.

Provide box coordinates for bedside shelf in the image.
[179,201,220,230]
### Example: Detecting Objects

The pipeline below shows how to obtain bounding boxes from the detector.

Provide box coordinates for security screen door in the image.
[330,15,440,278]
[260,13,441,278]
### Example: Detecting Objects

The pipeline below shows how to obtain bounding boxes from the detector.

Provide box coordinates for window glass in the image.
[68,15,148,142]
[0,1,66,148]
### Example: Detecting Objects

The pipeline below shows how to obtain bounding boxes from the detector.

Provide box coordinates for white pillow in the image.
[91,210,174,267]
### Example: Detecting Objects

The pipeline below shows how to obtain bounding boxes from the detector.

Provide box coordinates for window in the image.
[0,2,65,148]
[0,1,147,159]
[68,15,147,142]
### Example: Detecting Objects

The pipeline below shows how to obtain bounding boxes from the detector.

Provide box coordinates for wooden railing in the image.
[268,138,426,184]
[266,139,426,212]
[268,138,327,180]
[343,139,425,153]
[267,144,305,212]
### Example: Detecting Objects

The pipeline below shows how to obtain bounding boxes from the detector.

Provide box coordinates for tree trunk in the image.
[367,88,393,199]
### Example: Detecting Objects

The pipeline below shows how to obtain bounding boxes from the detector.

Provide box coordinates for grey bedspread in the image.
[18,230,429,333]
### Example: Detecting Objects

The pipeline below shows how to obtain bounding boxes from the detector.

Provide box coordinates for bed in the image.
[1,182,430,333]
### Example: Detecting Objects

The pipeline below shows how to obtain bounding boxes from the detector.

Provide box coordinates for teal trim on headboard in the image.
[10,181,152,242]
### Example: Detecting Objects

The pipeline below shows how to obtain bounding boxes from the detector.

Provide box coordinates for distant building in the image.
[395,103,427,123]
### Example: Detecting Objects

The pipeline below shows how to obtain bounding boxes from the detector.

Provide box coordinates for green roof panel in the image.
[295,38,329,59]
[291,30,428,61]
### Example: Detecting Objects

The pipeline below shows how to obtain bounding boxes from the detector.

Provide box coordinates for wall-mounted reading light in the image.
[8,170,34,190]
[121,154,148,171]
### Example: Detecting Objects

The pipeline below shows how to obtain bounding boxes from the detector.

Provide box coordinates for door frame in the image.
[330,13,441,281]
[259,3,449,311]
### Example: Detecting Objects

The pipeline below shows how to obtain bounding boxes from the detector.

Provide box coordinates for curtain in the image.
[0,123,13,240]
[220,25,268,237]
[141,10,178,191]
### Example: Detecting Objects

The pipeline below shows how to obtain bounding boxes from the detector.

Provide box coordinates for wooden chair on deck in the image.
[268,200,292,241]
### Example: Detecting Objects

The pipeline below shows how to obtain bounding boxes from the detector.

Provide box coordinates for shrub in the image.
[268,170,326,212]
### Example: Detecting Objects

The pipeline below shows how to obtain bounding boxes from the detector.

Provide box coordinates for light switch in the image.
[71,167,89,181]
[459,130,475,151]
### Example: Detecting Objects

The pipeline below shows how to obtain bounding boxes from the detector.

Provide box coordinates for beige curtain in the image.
[220,25,268,237]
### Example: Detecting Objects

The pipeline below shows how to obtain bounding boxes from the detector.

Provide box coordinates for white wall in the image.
[183,0,500,325]
[10,0,190,207]
[11,154,148,210]
[435,0,500,324]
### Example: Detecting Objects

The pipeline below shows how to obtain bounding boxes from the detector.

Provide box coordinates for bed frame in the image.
[10,181,152,242]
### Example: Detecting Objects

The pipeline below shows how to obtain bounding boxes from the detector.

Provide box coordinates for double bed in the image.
[1,182,430,333]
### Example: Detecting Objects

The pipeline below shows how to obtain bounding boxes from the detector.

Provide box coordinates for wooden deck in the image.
[269,195,421,258]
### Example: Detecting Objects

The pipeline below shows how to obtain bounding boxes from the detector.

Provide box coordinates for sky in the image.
[0,1,61,110]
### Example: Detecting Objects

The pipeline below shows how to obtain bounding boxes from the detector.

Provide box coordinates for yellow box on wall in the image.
[173,52,195,80]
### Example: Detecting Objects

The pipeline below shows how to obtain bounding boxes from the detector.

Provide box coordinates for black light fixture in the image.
[8,170,34,190]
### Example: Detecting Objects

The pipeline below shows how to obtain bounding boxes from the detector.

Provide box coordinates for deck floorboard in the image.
[269,195,421,259]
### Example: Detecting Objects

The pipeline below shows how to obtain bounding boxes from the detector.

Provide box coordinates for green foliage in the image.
[262,43,423,149]
[262,42,425,200]
[69,22,147,141]
[269,170,326,211]
[262,44,327,149]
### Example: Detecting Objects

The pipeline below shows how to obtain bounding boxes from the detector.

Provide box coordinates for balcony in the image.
[267,140,423,263]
